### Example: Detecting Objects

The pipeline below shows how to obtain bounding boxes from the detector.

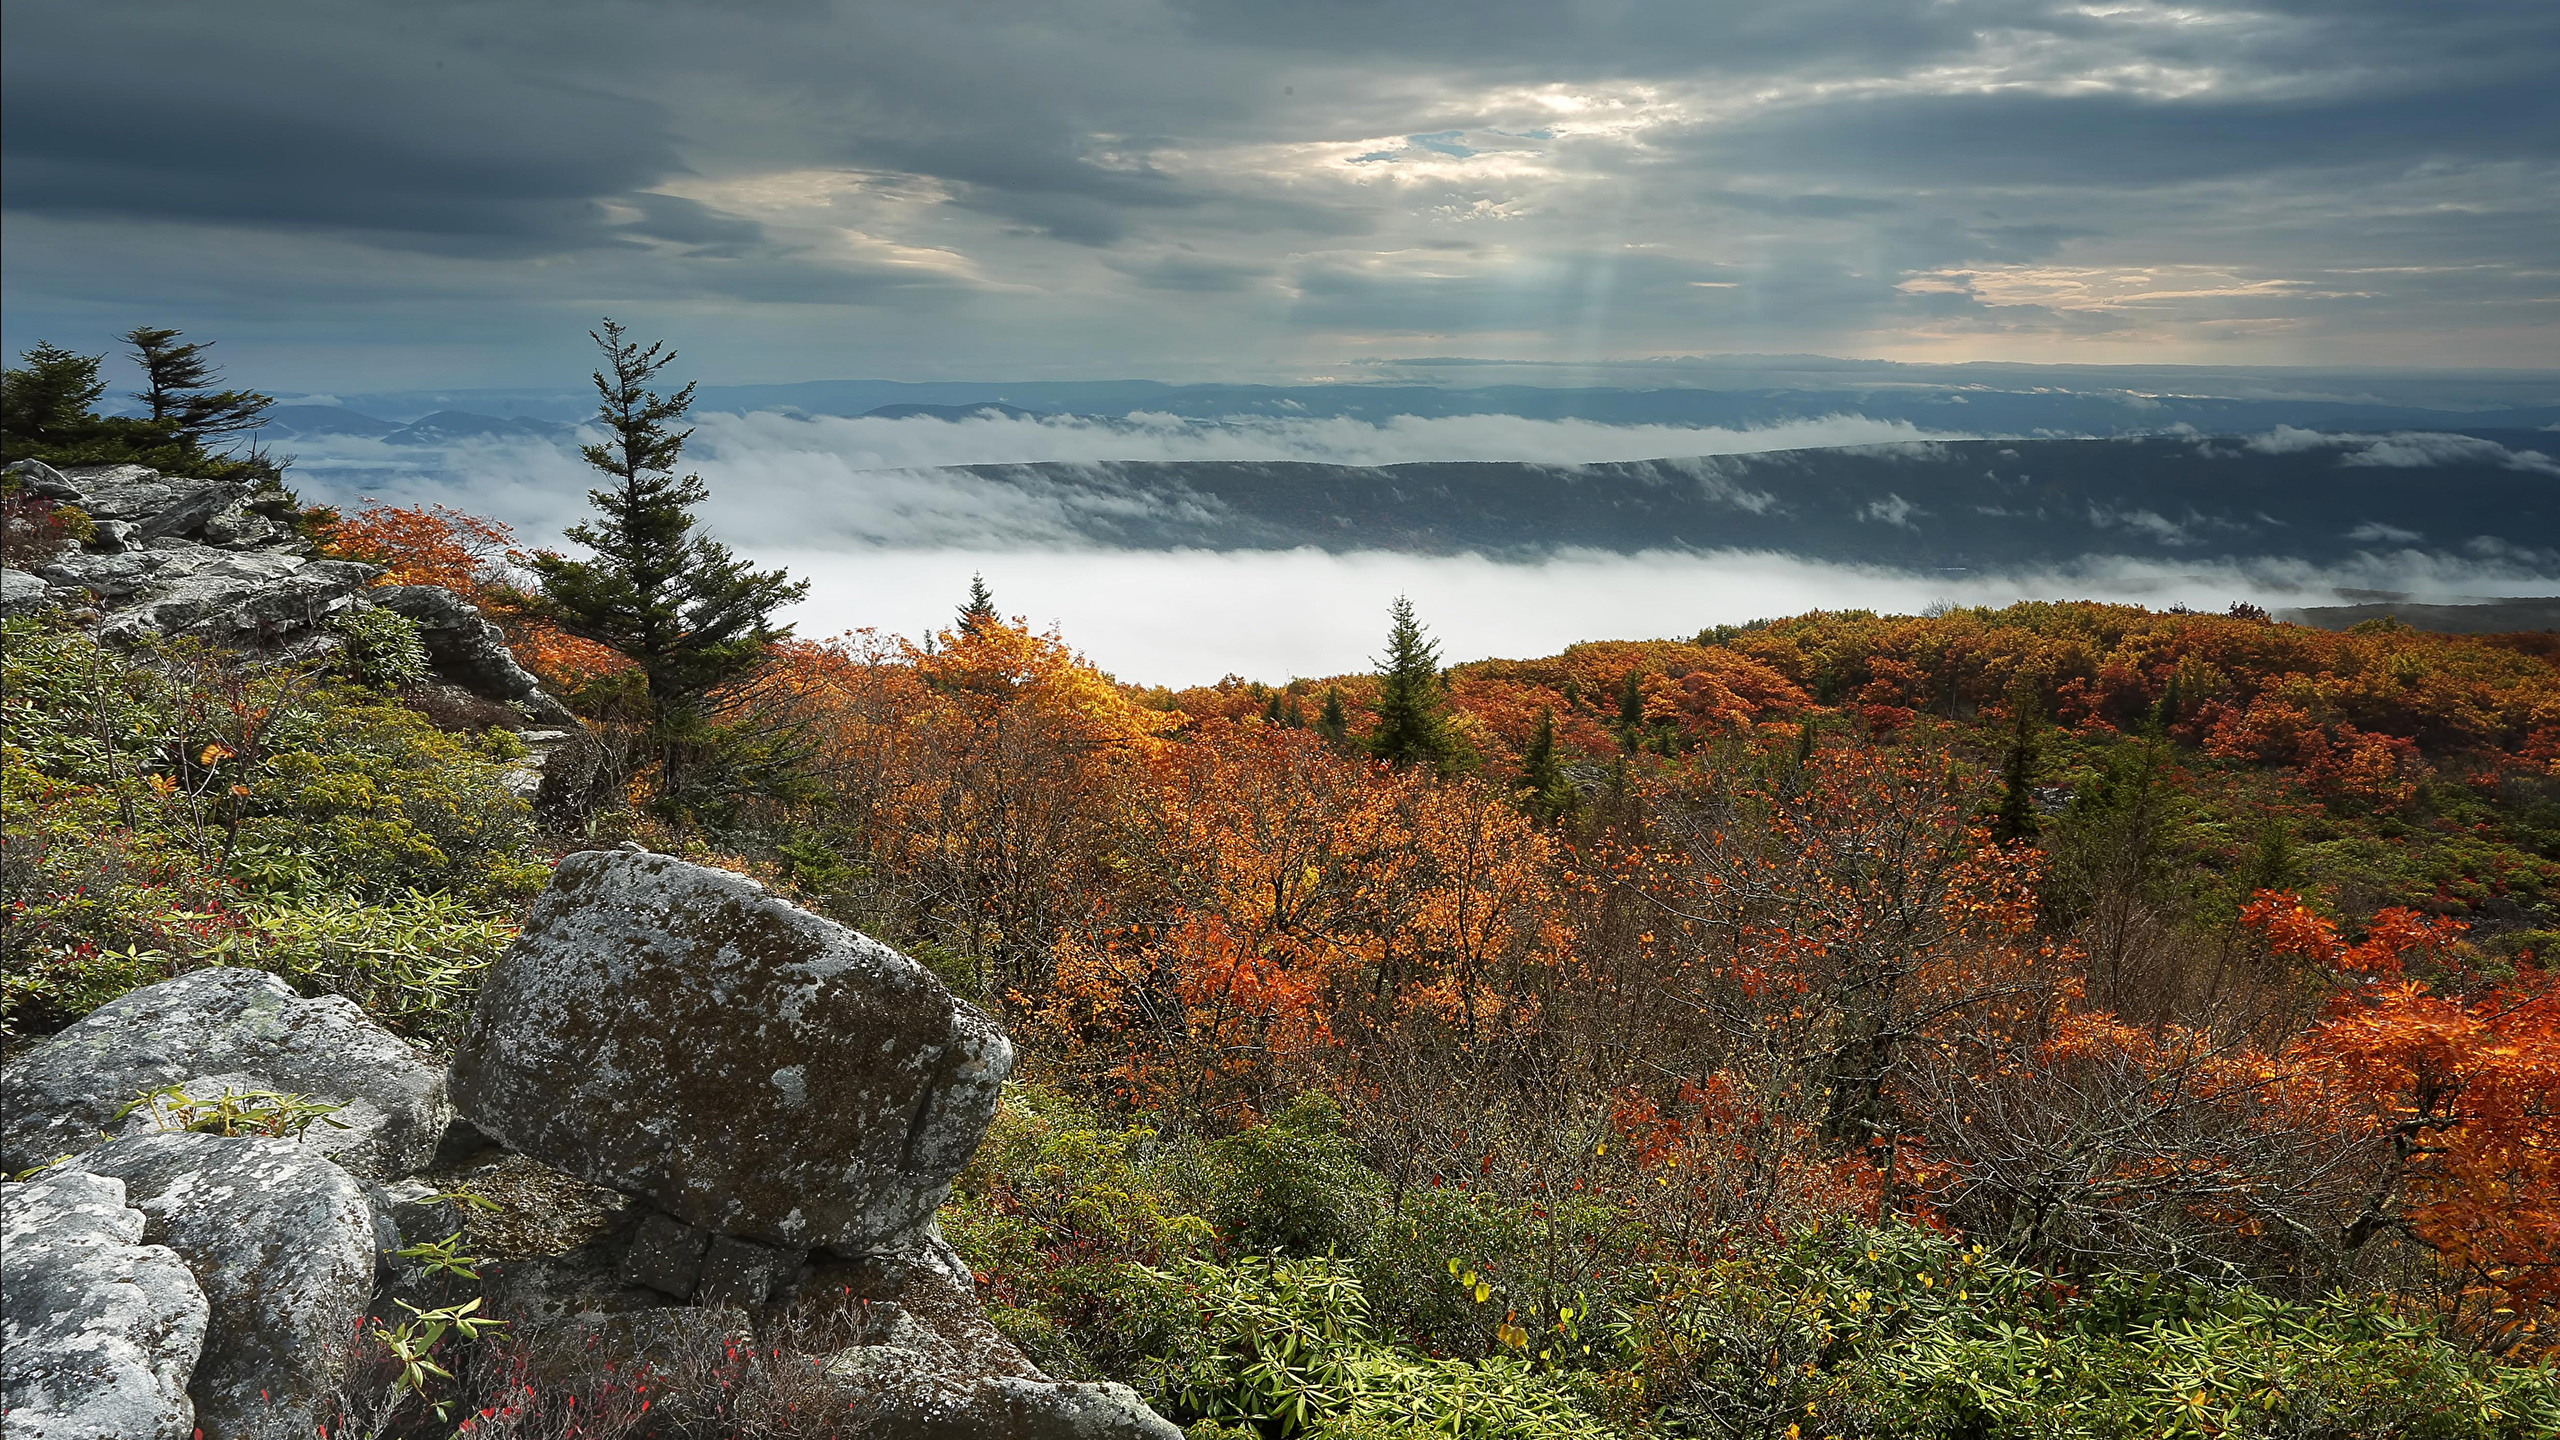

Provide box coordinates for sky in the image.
[5,0,2558,389]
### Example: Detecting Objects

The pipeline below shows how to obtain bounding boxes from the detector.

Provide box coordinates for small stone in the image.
[620,1210,710,1299]
[697,1234,799,1310]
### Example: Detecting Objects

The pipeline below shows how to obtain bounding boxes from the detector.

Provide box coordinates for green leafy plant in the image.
[373,1297,507,1422]
[116,1082,351,1139]
[395,1230,488,1282]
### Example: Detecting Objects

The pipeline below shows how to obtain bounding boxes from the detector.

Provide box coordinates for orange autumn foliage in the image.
[2240,892,2560,1327]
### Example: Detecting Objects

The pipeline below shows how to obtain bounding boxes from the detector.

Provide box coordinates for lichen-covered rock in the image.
[450,850,1014,1254]
[1,1168,209,1440]
[73,1132,377,1440]
[0,968,451,1179]
[0,565,51,617]
[93,544,377,646]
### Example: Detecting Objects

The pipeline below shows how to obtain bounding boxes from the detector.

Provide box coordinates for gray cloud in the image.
[2,0,2555,382]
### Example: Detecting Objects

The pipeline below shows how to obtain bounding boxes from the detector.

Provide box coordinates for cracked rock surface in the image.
[0,1168,209,1440]
[74,1132,378,1440]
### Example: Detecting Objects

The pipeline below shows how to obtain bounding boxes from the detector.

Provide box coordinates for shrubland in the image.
[8,327,2555,1435]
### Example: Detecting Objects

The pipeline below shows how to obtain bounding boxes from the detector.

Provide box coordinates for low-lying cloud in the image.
[2245,425,2560,476]
[273,411,2559,686]
[774,545,2560,688]
[284,408,1961,550]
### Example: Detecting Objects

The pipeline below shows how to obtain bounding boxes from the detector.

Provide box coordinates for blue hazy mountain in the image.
[928,434,2558,568]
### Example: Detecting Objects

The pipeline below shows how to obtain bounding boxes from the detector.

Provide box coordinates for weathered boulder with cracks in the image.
[74,1132,378,1440]
[0,968,451,1180]
[1,1168,210,1440]
[450,850,1014,1254]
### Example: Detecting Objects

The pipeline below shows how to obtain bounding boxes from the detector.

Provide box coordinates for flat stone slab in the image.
[1,967,451,1180]
[449,850,1013,1254]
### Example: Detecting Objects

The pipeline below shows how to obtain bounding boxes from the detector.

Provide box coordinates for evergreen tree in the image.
[1315,685,1350,745]
[122,327,272,444]
[957,572,998,635]
[1994,678,2044,843]
[520,319,809,806]
[1515,707,1579,823]
[0,343,108,452]
[1615,666,1648,749]
[1368,596,1458,772]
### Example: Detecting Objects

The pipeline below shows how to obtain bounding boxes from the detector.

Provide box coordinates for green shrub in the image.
[204,893,517,1043]
[1137,1253,1611,1440]
[328,606,430,689]
[1,618,547,1040]
[1189,1091,1383,1258]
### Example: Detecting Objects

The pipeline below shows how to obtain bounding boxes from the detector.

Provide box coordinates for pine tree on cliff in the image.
[522,319,808,804]
[1369,596,1460,773]
[122,327,272,445]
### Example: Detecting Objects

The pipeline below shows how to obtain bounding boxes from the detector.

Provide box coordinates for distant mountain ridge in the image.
[270,380,2560,437]
[929,434,2560,569]
[260,405,573,446]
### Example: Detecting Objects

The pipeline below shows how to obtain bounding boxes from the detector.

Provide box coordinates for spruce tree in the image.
[122,327,272,445]
[521,319,809,804]
[957,572,998,635]
[1315,685,1350,745]
[1615,666,1648,749]
[1993,678,2044,843]
[1515,707,1578,823]
[0,343,108,452]
[1368,596,1458,772]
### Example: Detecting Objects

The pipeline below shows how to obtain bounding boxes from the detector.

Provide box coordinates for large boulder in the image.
[1,968,452,1180]
[449,850,1014,1255]
[75,1132,380,1440]
[1,1168,209,1440]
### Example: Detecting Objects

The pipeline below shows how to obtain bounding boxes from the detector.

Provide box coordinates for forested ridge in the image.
[7,331,2558,1438]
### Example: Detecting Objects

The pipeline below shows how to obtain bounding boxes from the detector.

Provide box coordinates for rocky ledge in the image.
[3,456,581,790]
[0,851,1181,1440]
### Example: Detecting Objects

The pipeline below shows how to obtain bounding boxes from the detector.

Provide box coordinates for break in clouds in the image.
[281,409,2558,686]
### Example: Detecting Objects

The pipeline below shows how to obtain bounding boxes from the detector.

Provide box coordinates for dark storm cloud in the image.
[1,0,2553,381]
[0,4,684,257]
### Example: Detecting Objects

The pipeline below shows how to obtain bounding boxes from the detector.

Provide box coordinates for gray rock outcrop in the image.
[375,584,578,726]
[1,1168,210,1440]
[449,850,1014,1254]
[1,968,451,1179]
[1,565,49,617]
[5,460,576,727]
[75,1132,380,1440]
